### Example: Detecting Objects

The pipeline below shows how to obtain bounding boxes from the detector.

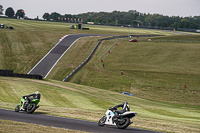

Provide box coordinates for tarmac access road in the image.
[0,108,161,133]
[28,34,104,78]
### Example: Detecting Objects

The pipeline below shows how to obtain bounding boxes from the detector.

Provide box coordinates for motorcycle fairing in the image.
[121,111,137,119]
[105,110,116,125]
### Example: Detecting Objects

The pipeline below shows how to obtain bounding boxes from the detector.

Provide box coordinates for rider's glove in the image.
[110,107,116,111]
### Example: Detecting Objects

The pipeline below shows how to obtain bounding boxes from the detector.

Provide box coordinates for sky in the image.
[1,0,200,19]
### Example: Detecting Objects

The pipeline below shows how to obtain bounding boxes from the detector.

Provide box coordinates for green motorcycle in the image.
[14,92,41,114]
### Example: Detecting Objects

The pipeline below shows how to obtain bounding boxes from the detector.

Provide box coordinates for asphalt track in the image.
[28,34,104,78]
[0,109,161,133]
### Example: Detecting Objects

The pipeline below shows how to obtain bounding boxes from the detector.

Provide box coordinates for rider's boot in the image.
[112,113,120,123]
[20,104,25,111]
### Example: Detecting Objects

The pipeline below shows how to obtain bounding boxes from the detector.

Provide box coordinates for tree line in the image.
[0,6,25,19]
[42,10,200,29]
[1,4,199,29]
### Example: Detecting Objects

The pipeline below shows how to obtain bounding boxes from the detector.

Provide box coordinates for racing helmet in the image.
[122,102,129,110]
[123,102,128,105]
[35,91,40,94]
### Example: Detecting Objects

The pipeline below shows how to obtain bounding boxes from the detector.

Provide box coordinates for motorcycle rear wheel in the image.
[98,116,106,126]
[116,117,130,129]
[26,103,36,114]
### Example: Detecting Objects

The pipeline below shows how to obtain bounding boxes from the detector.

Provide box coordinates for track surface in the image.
[0,109,161,133]
[28,34,103,78]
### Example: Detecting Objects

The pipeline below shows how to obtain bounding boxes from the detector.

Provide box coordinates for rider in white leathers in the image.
[111,102,130,122]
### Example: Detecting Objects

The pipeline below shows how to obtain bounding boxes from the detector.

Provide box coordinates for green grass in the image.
[1,18,200,133]
[57,36,200,106]
[0,77,200,133]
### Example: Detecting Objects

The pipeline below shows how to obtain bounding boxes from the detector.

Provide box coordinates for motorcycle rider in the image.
[111,102,130,122]
[20,91,41,110]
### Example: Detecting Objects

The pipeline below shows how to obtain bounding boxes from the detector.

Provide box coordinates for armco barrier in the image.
[0,70,13,76]
[63,35,160,82]
[0,69,43,80]
[63,40,101,82]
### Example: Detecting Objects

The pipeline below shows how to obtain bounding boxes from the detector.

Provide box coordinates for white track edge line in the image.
[44,37,82,78]
[27,35,69,74]
[44,36,100,78]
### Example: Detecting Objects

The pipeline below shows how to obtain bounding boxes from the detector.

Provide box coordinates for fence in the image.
[0,69,43,80]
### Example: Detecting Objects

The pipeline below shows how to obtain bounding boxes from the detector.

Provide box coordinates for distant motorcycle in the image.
[14,96,40,114]
[98,107,137,129]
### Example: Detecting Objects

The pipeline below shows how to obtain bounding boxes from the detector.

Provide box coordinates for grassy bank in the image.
[0,77,200,133]
[54,35,200,106]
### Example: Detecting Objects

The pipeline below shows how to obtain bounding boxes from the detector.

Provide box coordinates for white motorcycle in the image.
[98,107,137,129]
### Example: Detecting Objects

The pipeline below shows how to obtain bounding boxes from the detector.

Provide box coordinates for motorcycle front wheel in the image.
[98,116,106,126]
[26,103,36,114]
[116,117,130,129]
[14,105,20,112]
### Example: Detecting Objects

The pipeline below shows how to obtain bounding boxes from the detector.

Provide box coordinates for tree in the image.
[43,12,50,20]
[144,14,156,26]
[5,7,15,18]
[160,21,168,27]
[132,20,143,26]
[0,5,3,15]
[189,22,198,29]
[36,16,39,20]
[16,9,25,19]
[86,18,92,22]
[178,19,190,28]
[50,12,60,21]
[102,20,106,25]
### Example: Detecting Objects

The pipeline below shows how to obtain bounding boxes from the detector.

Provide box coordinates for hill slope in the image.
[50,35,200,107]
[0,77,200,133]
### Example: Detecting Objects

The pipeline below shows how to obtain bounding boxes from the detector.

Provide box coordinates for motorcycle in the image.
[14,96,40,114]
[98,107,137,129]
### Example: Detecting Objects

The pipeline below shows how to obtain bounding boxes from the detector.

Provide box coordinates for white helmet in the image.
[35,91,40,94]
